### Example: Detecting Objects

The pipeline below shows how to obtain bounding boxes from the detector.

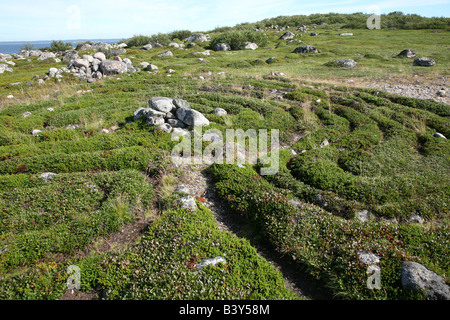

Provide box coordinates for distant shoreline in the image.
[0,39,121,55]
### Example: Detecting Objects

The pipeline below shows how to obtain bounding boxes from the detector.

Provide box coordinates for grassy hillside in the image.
[0,17,449,300]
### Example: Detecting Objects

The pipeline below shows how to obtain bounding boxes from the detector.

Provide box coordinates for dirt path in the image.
[176,162,331,300]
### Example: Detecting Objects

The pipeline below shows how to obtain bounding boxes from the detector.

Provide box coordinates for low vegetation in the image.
[0,12,448,300]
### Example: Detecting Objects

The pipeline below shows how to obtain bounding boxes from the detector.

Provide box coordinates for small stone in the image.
[158,50,173,57]
[436,89,446,97]
[177,195,198,211]
[408,212,424,224]
[433,132,447,139]
[320,139,329,148]
[22,112,32,118]
[213,108,227,116]
[154,123,173,133]
[197,256,226,270]
[356,209,369,222]
[146,116,165,126]
[357,251,380,265]
[40,172,57,182]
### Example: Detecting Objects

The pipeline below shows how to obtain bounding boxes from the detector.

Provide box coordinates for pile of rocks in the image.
[133,97,211,133]
[13,49,60,63]
[45,51,137,82]
[397,49,436,67]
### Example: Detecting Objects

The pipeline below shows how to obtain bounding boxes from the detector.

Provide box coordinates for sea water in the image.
[0,39,121,55]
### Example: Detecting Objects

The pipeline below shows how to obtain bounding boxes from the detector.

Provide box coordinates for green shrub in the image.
[210,164,449,299]
[0,170,154,273]
[210,31,268,50]
[41,40,74,52]
[124,35,153,47]
[90,205,297,300]
[168,30,192,41]
[0,146,164,175]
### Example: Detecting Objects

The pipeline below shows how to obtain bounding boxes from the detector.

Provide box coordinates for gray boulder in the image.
[185,33,208,43]
[37,52,56,61]
[72,58,90,69]
[76,43,92,51]
[173,98,191,109]
[93,52,106,61]
[279,31,295,40]
[242,42,258,50]
[214,43,231,51]
[167,118,187,128]
[146,116,165,126]
[213,107,227,116]
[333,59,357,69]
[158,50,173,57]
[141,44,153,50]
[99,60,128,75]
[0,63,13,74]
[413,57,436,67]
[62,50,79,62]
[294,45,318,53]
[154,123,173,133]
[48,67,59,77]
[149,97,175,113]
[266,57,278,64]
[398,49,416,58]
[177,108,210,127]
[401,261,450,300]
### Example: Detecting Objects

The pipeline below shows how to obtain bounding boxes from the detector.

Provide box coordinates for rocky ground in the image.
[368,77,448,104]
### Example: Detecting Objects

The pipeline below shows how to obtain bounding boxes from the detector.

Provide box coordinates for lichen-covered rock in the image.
[294,45,318,53]
[401,262,450,300]
[398,49,416,58]
[99,60,128,75]
[413,57,436,67]
[176,108,210,127]
[149,97,175,113]
[333,59,357,69]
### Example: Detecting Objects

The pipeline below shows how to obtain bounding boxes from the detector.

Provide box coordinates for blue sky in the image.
[0,0,449,41]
